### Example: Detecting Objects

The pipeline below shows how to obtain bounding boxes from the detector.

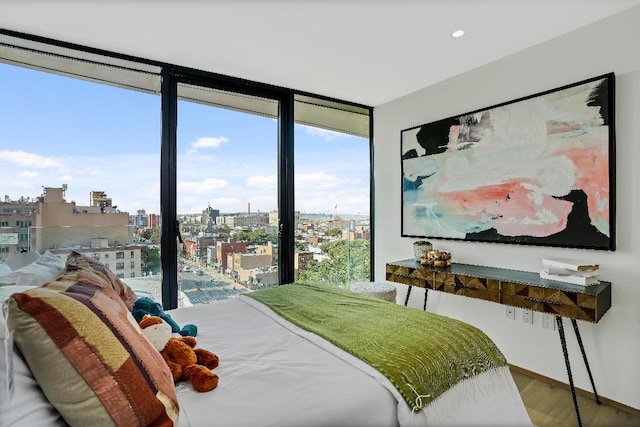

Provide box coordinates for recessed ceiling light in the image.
[451,30,465,39]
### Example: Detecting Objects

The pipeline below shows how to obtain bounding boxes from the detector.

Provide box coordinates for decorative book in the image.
[539,270,600,286]
[541,258,599,272]
[543,267,599,277]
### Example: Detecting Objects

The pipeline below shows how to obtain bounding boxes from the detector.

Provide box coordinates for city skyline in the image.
[0,62,370,217]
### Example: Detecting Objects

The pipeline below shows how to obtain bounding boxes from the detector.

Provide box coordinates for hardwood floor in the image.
[510,366,640,427]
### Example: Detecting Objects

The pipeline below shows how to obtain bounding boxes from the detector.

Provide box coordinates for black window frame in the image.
[0,28,375,310]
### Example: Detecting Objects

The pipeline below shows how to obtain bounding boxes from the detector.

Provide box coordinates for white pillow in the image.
[4,251,41,271]
[0,251,64,287]
[0,262,10,276]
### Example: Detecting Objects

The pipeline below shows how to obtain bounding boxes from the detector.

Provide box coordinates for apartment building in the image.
[183,236,217,263]
[216,213,269,228]
[51,241,143,280]
[0,187,142,278]
[0,195,37,258]
[255,242,278,265]
[216,238,247,269]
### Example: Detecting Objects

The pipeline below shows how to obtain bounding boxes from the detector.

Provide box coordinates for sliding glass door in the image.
[171,81,282,306]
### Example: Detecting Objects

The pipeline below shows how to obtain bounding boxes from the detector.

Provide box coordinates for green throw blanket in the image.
[246,282,507,412]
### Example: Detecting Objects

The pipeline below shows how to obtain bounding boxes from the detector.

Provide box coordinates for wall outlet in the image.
[541,313,557,330]
[522,308,534,324]
[505,306,515,320]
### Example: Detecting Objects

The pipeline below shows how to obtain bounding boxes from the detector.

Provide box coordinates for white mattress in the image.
[169,296,533,427]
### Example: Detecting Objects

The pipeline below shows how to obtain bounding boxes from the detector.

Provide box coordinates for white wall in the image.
[374,6,640,410]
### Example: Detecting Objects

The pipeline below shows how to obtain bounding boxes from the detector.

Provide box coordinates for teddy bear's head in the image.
[139,314,172,352]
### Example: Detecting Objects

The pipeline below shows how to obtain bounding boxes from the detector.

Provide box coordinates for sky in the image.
[0,62,370,217]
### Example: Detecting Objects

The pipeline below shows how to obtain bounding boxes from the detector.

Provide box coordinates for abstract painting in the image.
[401,73,615,250]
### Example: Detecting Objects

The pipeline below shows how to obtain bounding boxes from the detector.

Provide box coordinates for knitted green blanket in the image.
[246,282,507,412]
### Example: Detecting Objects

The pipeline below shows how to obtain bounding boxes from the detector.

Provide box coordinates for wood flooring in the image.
[510,365,640,427]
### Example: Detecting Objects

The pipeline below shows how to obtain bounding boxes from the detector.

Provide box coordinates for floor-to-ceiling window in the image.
[294,95,371,286]
[0,35,163,301]
[0,30,372,309]
[174,82,281,305]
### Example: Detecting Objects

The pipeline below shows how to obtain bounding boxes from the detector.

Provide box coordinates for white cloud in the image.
[1,148,369,216]
[303,126,344,141]
[0,150,64,168]
[296,171,347,191]
[189,136,229,153]
[19,170,38,178]
[246,174,276,191]
[178,178,230,194]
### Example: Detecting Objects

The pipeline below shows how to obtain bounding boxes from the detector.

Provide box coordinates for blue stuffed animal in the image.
[132,297,198,337]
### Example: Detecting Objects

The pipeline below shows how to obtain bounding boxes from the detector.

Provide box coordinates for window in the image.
[175,82,280,304]
[91,253,100,260]
[294,95,371,286]
[0,31,160,297]
[0,30,372,309]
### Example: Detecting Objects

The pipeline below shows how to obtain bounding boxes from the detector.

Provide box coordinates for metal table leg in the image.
[404,286,428,311]
[571,319,602,404]
[557,316,583,427]
[404,286,412,306]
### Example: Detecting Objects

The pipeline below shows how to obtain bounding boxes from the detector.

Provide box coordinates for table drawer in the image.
[435,271,500,303]
[386,263,435,289]
[500,281,599,321]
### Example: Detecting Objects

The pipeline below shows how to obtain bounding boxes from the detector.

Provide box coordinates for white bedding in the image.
[169,296,532,427]
[1,283,531,427]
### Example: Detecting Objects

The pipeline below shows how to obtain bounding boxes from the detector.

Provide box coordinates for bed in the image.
[1,252,532,426]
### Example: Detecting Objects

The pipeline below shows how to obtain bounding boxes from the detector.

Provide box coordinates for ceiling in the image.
[1,1,639,107]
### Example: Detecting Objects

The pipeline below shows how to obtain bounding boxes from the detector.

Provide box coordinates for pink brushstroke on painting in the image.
[557,141,610,232]
[440,180,573,237]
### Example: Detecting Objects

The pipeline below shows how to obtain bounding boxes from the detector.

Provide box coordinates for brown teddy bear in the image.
[139,314,220,392]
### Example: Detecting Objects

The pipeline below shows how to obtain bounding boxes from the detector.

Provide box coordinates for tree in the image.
[325,227,342,237]
[217,225,232,239]
[298,239,370,286]
[138,228,160,244]
[141,246,161,275]
[236,228,278,245]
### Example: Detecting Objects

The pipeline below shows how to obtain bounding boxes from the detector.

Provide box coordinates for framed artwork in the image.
[401,73,615,250]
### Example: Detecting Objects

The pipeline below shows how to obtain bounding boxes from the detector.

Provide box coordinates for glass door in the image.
[175,83,280,306]
[293,95,371,287]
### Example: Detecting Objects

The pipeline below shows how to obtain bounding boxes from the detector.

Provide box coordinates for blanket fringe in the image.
[399,365,515,426]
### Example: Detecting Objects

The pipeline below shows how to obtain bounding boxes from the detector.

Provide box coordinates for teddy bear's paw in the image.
[180,336,197,348]
[194,349,219,370]
[168,363,182,382]
[183,365,219,392]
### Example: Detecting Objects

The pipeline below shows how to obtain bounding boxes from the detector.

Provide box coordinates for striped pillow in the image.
[7,270,179,427]
[64,250,138,310]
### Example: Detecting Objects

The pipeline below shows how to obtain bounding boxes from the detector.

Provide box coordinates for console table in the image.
[386,259,612,427]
